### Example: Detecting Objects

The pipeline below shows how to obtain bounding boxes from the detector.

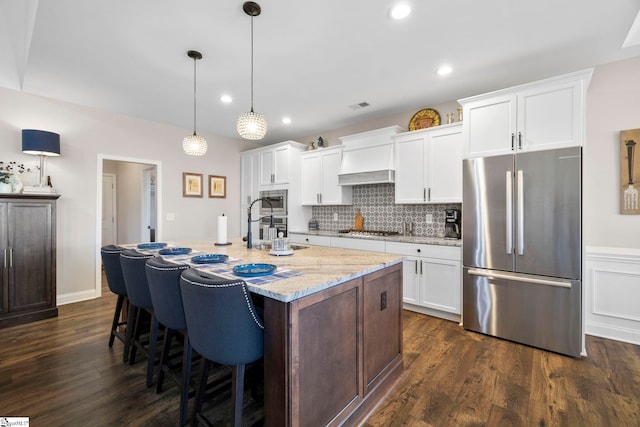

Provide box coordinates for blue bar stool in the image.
[179,268,264,427]
[145,256,192,426]
[100,245,128,351]
[120,249,158,387]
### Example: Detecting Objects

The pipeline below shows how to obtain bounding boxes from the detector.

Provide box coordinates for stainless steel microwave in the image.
[259,189,287,216]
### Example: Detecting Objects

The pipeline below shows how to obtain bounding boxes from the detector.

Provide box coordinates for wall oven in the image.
[259,190,287,216]
[259,216,287,239]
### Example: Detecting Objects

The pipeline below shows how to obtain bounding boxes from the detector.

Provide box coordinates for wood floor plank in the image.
[1,282,639,426]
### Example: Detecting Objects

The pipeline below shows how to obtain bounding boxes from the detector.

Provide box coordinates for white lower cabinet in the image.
[288,233,332,247]
[330,237,386,253]
[386,242,462,322]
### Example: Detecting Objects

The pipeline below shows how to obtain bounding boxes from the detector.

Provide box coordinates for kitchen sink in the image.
[289,244,308,250]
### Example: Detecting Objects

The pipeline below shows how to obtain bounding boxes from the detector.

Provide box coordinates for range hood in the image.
[337,126,402,186]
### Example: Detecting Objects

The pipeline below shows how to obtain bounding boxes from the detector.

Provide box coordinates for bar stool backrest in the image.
[120,249,154,310]
[145,256,189,331]
[100,245,127,296]
[180,268,264,366]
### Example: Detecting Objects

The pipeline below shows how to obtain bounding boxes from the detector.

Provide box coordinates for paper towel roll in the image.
[217,215,228,244]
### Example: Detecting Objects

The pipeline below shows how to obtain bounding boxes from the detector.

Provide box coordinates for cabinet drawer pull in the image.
[415,259,419,274]
[3,248,6,269]
[420,260,423,275]
[423,188,426,202]
[511,133,515,150]
[428,187,431,202]
[9,248,12,268]
[518,132,523,149]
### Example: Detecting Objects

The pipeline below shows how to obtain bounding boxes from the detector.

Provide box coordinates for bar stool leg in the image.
[146,314,159,387]
[232,364,246,427]
[180,336,193,427]
[191,358,211,427]
[123,305,138,363]
[109,295,125,347]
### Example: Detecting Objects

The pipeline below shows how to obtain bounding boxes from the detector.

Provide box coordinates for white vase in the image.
[0,182,11,193]
[10,173,23,193]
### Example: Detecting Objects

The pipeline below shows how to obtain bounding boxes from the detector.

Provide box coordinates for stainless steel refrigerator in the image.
[462,147,582,357]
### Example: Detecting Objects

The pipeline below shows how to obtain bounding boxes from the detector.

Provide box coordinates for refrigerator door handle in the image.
[517,170,524,255]
[506,171,513,254]
[468,268,572,288]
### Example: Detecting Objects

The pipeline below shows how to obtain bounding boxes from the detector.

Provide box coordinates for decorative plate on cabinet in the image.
[409,108,441,131]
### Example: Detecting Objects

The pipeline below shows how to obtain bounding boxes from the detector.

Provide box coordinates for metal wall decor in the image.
[621,128,639,214]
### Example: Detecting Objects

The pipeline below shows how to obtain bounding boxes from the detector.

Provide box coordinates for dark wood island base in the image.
[263,263,403,426]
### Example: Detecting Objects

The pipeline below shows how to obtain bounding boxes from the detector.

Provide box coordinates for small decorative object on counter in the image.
[457,107,463,122]
[317,136,324,148]
[354,208,364,231]
[447,113,454,124]
[308,217,319,230]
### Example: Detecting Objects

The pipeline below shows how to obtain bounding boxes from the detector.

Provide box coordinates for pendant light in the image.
[237,1,267,140]
[183,50,208,156]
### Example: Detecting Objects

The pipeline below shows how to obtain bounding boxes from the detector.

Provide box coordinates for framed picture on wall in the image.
[183,172,203,198]
[209,175,226,198]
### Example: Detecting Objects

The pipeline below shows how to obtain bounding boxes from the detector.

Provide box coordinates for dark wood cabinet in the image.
[264,263,403,427]
[0,194,59,328]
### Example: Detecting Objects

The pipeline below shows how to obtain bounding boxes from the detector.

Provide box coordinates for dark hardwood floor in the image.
[1,279,639,426]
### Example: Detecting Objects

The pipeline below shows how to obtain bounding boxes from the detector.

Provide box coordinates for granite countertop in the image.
[289,230,462,247]
[153,240,404,303]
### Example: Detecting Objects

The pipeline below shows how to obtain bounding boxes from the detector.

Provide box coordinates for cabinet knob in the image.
[417,248,421,253]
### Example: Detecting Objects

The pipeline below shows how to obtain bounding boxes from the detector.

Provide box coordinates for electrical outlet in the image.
[166,212,175,221]
[333,212,339,221]
[425,213,433,223]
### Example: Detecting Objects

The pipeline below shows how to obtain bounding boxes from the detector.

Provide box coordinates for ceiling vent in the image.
[349,101,370,110]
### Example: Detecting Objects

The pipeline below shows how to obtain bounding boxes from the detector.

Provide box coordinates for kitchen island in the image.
[156,240,404,427]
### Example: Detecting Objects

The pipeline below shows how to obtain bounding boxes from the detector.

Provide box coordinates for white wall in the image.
[585,56,640,249]
[582,56,640,345]
[0,87,258,302]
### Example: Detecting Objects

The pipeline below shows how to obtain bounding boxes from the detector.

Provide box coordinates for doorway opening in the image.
[96,155,162,297]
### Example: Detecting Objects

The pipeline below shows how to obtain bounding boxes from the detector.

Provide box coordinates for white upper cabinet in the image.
[394,123,463,204]
[247,140,307,189]
[459,69,592,158]
[301,146,352,205]
[260,144,290,185]
[240,151,260,206]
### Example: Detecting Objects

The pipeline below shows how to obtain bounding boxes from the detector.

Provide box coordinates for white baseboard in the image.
[57,289,99,306]
[403,303,461,323]
[585,246,640,346]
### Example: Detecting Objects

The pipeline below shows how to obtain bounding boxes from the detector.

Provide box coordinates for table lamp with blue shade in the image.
[22,129,60,189]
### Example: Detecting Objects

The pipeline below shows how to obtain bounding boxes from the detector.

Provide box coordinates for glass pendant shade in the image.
[183,132,208,156]
[238,2,267,140]
[237,110,267,140]
[183,50,207,156]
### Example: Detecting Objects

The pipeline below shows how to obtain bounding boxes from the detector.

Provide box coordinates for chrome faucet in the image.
[246,197,273,249]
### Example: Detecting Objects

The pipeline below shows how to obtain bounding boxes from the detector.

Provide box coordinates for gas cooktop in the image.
[338,229,400,237]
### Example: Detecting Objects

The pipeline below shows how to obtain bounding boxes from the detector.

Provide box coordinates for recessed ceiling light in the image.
[282,117,291,124]
[437,65,453,76]
[220,94,232,103]
[389,3,411,20]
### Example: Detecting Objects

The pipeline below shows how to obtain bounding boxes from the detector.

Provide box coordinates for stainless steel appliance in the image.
[260,216,287,239]
[462,147,582,357]
[444,208,461,239]
[259,189,287,216]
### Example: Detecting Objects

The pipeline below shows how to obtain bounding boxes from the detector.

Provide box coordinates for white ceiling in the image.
[2,0,640,145]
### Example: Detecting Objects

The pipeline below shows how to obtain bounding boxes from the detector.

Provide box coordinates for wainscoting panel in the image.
[585,246,640,346]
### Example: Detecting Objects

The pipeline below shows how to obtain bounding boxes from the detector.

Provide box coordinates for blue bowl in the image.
[233,263,277,277]
[191,254,229,264]
[159,247,192,256]
[137,242,167,250]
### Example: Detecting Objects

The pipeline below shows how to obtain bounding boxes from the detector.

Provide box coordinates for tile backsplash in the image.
[311,184,461,237]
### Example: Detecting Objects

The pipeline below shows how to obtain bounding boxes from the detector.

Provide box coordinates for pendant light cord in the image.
[193,56,197,134]
[250,14,255,113]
